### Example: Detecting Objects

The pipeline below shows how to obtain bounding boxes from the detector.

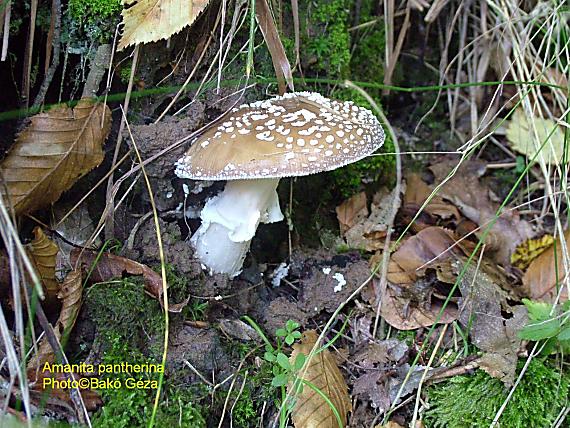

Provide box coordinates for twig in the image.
[31,0,61,109]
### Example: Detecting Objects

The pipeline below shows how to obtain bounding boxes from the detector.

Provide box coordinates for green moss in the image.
[425,359,569,428]
[83,279,206,427]
[306,0,351,77]
[68,0,121,24]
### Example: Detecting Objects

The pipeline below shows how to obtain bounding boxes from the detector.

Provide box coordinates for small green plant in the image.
[265,320,306,387]
[243,317,306,427]
[518,298,570,354]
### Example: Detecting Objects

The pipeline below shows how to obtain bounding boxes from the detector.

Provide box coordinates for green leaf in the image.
[294,353,306,370]
[276,328,287,337]
[285,334,295,346]
[271,373,288,387]
[522,298,554,321]
[286,320,300,331]
[264,351,276,362]
[291,331,302,339]
[276,352,291,370]
[519,318,561,341]
[557,324,570,341]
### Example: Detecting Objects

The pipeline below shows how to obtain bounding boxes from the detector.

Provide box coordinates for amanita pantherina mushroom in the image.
[175,92,385,277]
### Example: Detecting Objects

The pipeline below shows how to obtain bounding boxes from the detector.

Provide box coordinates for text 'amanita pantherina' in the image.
[175,92,385,277]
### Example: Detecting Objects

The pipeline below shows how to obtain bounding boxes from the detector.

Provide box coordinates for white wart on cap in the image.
[175,91,385,180]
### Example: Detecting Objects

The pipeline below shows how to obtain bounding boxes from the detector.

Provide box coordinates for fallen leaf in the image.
[523,229,570,302]
[429,160,534,266]
[510,234,554,270]
[28,269,83,371]
[118,0,209,51]
[402,173,460,232]
[455,261,527,385]
[70,249,189,312]
[506,109,568,165]
[27,227,60,302]
[336,192,368,235]
[0,99,111,215]
[26,269,100,412]
[255,0,294,94]
[343,188,398,251]
[289,330,351,428]
[71,249,162,299]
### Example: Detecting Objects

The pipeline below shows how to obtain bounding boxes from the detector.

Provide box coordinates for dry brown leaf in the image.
[27,227,60,301]
[289,330,351,428]
[380,227,462,330]
[456,261,527,385]
[342,189,397,251]
[523,229,570,302]
[429,160,534,266]
[71,249,162,298]
[118,0,209,51]
[0,99,111,215]
[27,270,99,416]
[255,0,294,94]
[28,269,83,371]
[336,192,368,235]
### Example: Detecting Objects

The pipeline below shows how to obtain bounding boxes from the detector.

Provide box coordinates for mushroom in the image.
[175,91,385,277]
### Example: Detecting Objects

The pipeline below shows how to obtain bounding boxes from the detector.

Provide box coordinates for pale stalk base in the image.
[191,178,283,277]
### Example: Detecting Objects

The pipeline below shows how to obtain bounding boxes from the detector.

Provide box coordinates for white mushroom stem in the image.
[191,178,284,277]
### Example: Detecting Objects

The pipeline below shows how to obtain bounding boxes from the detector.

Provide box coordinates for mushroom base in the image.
[191,178,284,277]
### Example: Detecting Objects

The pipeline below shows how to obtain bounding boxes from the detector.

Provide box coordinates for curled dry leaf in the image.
[522,229,570,302]
[339,189,397,252]
[429,160,534,266]
[289,330,351,428]
[27,269,100,411]
[28,269,83,372]
[118,0,209,51]
[27,227,60,302]
[0,99,111,215]
[402,173,460,232]
[71,249,162,298]
[380,227,461,330]
[70,249,188,312]
[336,192,368,235]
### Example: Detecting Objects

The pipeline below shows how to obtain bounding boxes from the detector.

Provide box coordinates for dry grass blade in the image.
[255,0,294,94]
[0,99,111,215]
[118,0,210,51]
[26,227,59,302]
[289,330,351,428]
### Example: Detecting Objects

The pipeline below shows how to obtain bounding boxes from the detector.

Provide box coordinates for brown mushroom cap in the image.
[175,92,385,180]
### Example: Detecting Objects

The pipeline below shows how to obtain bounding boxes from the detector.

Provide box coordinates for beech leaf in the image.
[0,99,111,215]
[289,330,351,428]
[27,227,60,301]
[118,0,210,51]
